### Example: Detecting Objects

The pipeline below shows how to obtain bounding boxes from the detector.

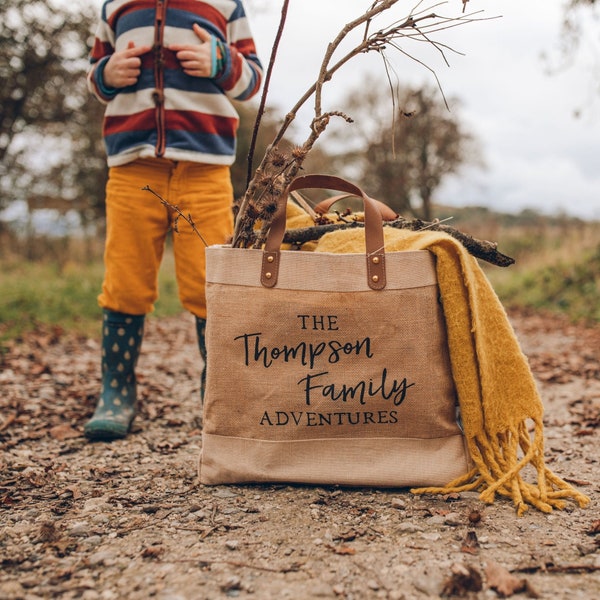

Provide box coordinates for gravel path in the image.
[1,309,599,599]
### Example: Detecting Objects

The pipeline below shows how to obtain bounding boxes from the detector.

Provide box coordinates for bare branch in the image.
[232,2,497,249]
[246,0,290,189]
[278,218,515,268]
[142,186,209,247]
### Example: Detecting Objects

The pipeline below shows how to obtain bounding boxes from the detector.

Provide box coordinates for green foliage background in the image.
[1,210,599,345]
[0,249,182,341]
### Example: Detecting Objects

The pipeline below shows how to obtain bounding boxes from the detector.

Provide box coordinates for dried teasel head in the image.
[259,197,279,217]
[244,201,261,220]
[268,150,287,168]
[291,146,308,161]
[255,174,284,199]
[256,172,276,190]
[268,181,284,198]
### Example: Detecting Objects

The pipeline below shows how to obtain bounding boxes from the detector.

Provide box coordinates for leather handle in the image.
[261,175,386,290]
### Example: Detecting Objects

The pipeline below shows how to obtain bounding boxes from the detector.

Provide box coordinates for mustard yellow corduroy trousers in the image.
[98,158,234,319]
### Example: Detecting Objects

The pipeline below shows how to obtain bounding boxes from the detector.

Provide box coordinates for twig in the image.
[142,186,209,247]
[246,0,290,189]
[514,563,600,575]
[289,191,318,220]
[158,557,303,574]
[277,218,515,267]
[0,413,17,432]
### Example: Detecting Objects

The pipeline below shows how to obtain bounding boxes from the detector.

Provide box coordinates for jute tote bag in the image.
[199,175,471,487]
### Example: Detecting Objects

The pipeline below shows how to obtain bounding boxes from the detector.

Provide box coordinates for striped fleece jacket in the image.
[88,0,263,167]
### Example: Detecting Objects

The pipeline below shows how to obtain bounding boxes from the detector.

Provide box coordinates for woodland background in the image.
[1,0,599,339]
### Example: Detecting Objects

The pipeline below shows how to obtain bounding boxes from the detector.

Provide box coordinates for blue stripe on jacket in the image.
[89,0,262,166]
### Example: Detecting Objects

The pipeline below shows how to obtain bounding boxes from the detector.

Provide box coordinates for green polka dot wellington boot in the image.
[84,310,145,441]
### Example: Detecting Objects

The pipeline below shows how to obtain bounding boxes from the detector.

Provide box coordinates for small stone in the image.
[396,522,424,534]
[69,522,90,537]
[221,507,241,515]
[91,513,110,525]
[367,579,380,590]
[308,582,334,597]
[225,540,240,551]
[220,576,242,593]
[18,577,38,589]
[577,543,598,556]
[444,512,463,526]
[391,498,407,510]
[412,566,444,596]
[428,515,447,525]
[84,535,103,547]
[89,550,115,566]
[213,489,238,498]
[0,580,25,599]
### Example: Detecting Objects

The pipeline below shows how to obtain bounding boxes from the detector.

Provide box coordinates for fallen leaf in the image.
[49,424,81,441]
[326,543,356,556]
[335,530,358,542]
[30,363,51,376]
[460,530,480,555]
[441,563,483,597]
[485,561,527,597]
[142,545,165,559]
[563,477,592,486]
[62,485,82,500]
[587,520,600,535]
[442,493,461,502]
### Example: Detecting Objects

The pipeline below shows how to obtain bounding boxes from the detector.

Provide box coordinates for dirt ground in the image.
[1,308,599,600]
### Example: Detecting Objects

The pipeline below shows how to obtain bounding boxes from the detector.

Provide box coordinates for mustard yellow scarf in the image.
[287,206,589,515]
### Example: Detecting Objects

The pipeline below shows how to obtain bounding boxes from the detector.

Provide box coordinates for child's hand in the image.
[170,23,214,78]
[103,41,151,88]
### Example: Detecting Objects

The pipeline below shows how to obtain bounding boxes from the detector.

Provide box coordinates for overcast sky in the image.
[246,0,600,219]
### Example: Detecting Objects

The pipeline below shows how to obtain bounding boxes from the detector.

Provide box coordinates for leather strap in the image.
[261,175,386,290]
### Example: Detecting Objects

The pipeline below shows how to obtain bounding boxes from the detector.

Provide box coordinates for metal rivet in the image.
[372,275,379,283]
[265,272,272,279]
[267,255,274,263]
[372,256,380,264]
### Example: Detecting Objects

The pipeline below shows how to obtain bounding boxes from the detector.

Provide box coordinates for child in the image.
[84,0,263,440]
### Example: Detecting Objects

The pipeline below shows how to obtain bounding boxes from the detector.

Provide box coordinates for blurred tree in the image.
[0,0,106,227]
[562,0,598,41]
[330,81,481,220]
[558,0,599,100]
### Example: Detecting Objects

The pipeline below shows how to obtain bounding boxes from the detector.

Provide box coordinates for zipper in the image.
[152,0,167,157]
